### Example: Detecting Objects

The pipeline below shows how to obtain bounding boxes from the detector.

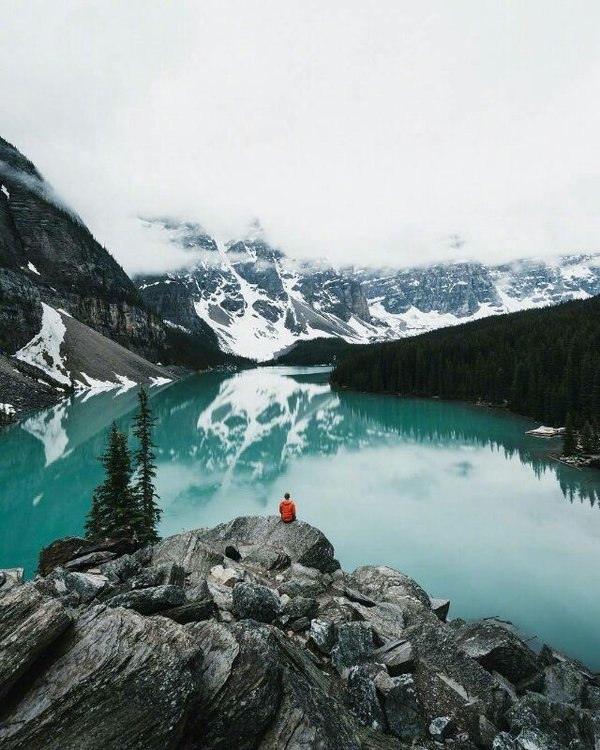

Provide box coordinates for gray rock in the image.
[183,619,363,749]
[128,562,186,590]
[351,566,431,611]
[353,601,407,642]
[284,595,318,621]
[542,661,588,706]
[280,574,325,598]
[232,581,281,623]
[188,515,340,573]
[429,716,455,740]
[430,597,450,621]
[160,599,214,624]
[0,568,24,590]
[244,546,290,571]
[309,618,336,655]
[404,614,514,733]
[373,639,415,676]
[347,663,388,730]
[0,605,203,749]
[64,550,117,571]
[331,621,374,676]
[99,553,142,583]
[105,584,186,615]
[377,673,427,741]
[149,533,224,585]
[289,616,311,632]
[453,620,540,685]
[492,733,522,750]
[505,692,595,750]
[0,582,72,702]
[46,569,109,603]
[318,595,364,626]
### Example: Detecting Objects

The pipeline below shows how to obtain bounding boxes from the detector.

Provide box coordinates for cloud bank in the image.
[2,1,600,274]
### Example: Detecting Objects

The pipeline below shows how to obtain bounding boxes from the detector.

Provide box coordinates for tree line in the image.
[330,295,600,454]
[85,387,162,543]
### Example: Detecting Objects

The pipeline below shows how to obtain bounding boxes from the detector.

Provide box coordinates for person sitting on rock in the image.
[279,492,296,523]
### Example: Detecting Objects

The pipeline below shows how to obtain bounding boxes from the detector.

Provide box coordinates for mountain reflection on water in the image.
[2,366,600,667]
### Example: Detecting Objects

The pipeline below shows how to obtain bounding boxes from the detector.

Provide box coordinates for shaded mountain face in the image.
[0,136,163,359]
[135,217,600,361]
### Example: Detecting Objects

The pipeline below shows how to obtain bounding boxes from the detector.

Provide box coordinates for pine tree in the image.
[133,388,161,543]
[562,413,577,456]
[581,421,596,454]
[85,422,142,540]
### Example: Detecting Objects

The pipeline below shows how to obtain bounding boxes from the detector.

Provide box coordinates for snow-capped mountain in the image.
[136,217,600,361]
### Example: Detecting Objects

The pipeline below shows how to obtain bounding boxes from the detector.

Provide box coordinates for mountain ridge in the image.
[135,217,600,361]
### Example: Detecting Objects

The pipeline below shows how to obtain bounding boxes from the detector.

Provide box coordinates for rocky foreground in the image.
[1,517,599,749]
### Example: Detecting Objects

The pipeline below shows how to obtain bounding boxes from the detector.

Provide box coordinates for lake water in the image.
[1,366,599,668]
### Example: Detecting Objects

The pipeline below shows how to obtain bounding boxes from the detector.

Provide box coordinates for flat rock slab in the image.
[105,584,186,615]
[0,605,203,750]
[0,583,72,701]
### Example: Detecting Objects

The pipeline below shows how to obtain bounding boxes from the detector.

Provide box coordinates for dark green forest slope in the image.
[330,296,600,428]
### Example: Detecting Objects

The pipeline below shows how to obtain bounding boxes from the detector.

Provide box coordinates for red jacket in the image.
[279,499,296,523]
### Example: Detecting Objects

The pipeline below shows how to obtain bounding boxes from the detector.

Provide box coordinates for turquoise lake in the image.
[1,366,599,668]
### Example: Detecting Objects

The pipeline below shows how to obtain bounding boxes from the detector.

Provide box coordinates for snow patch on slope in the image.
[15,303,70,385]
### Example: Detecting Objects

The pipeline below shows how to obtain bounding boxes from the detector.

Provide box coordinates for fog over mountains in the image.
[136,217,600,361]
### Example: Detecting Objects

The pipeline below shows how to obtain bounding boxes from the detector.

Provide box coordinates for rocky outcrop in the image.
[0,136,165,361]
[1,515,599,749]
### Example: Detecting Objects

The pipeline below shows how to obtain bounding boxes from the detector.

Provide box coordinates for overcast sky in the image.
[2,1,600,273]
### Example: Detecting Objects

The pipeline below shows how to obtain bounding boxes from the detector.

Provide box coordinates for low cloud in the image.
[2,1,600,274]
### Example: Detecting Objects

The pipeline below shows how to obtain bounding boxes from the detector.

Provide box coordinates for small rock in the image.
[492,732,521,749]
[429,716,455,740]
[0,568,24,590]
[46,569,109,603]
[331,621,374,676]
[290,617,311,632]
[99,554,141,584]
[210,564,243,588]
[284,596,318,621]
[232,582,281,623]
[430,597,450,621]
[309,618,336,655]
[373,639,414,676]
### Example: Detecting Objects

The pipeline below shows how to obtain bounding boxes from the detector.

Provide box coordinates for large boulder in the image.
[347,663,388,730]
[331,621,375,676]
[182,619,364,749]
[403,614,513,732]
[0,583,72,701]
[350,566,431,616]
[0,606,203,749]
[504,692,596,750]
[174,516,340,574]
[232,582,281,623]
[374,671,427,741]
[453,620,540,685]
[42,569,109,604]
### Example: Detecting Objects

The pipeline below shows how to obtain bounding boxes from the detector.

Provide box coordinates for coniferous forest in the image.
[330,295,600,435]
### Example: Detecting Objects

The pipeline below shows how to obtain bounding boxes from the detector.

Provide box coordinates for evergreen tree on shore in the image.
[85,422,142,540]
[132,387,161,543]
[562,413,577,456]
